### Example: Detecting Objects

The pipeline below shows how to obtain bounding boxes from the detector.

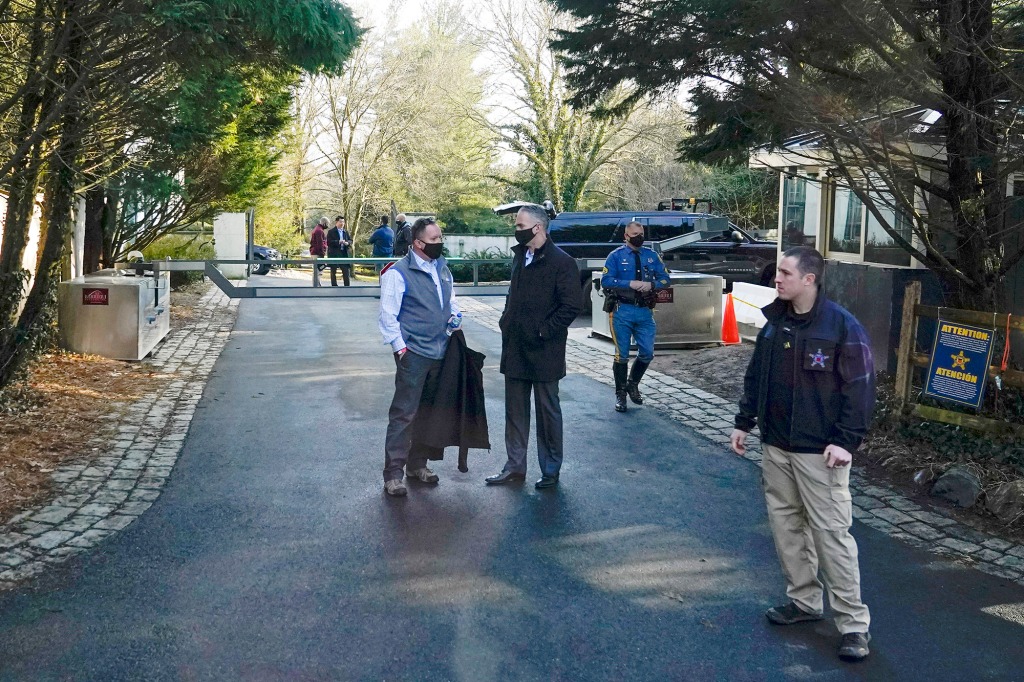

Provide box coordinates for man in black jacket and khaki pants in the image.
[486,204,581,489]
[731,246,875,662]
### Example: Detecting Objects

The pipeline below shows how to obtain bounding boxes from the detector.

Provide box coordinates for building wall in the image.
[445,234,513,257]
[823,261,944,375]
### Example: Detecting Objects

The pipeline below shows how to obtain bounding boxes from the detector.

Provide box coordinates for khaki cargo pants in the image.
[762,444,871,634]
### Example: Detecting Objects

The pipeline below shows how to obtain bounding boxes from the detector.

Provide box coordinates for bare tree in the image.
[472,0,661,212]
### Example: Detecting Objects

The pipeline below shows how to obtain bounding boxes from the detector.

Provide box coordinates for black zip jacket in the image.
[735,294,875,453]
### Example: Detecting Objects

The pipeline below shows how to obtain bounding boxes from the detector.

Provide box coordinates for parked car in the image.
[251,244,280,275]
[493,203,778,296]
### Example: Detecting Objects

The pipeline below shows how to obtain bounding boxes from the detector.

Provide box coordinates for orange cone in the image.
[722,293,741,345]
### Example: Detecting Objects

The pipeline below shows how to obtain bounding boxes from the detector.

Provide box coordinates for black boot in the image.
[626,359,650,405]
[613,362,628,412]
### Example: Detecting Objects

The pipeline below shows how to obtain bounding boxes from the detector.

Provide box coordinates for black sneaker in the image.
[765,602,824,625]
[838,632,871,661]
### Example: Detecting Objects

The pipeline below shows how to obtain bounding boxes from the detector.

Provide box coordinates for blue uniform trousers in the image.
[610,302,656,364]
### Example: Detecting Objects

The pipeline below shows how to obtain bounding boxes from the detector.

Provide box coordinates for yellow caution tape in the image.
[731,295,765,309]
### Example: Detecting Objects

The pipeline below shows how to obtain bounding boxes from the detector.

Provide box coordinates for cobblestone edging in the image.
[0,287,238,591]
[459,297,1024,587]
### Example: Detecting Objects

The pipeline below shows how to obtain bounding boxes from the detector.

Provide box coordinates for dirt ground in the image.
[649,342,753,403]
[0,281,207,524]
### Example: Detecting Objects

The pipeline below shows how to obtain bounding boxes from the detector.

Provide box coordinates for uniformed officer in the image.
[601,221,671,412]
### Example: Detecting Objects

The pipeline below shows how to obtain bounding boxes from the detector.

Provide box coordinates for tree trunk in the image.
[0,0,50,333]
[83,185,105,273]
[0,0,81,387]
[937,0,1001,310]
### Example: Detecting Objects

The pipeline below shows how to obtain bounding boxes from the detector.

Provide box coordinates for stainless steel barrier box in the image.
[592,271,724,347]
[58,271,170,360]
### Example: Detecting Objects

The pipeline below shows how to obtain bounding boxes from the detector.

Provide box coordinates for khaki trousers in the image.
[762,444,870,634]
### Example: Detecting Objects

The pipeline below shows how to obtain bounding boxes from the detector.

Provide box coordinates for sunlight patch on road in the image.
[981,601,1024,627]
[541,524,751,609]
[391,574,523,606]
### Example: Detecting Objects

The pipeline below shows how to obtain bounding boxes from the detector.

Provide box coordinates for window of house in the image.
[826,181,920,266]
[829,186,863,255]
[782,174,819,249]
[865,195,913,266]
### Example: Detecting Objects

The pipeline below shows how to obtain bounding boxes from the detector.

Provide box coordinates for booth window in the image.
[782,174,820,249]
[865,195,913,266]
[830,187,863,255]
[827,183,918,265]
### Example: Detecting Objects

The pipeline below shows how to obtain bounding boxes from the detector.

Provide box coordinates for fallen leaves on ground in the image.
[0,282,207,524]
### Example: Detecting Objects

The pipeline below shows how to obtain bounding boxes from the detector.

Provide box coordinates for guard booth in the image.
[591,271,724,347]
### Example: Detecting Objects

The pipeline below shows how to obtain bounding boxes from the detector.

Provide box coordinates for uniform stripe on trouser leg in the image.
[609,311,622,363]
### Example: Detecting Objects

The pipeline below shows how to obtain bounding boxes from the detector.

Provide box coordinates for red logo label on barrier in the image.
[82,288,109,305]
[655,289,673,304]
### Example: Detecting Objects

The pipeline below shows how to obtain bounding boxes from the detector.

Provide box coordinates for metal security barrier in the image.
[143,257,513,302]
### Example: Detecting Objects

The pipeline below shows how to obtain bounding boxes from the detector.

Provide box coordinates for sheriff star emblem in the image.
[809,348,829,368]
[951,350,970,370]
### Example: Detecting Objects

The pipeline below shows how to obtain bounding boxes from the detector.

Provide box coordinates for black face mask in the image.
[515,228,535,246]
[627,235,645,247]
[420,242,444,260]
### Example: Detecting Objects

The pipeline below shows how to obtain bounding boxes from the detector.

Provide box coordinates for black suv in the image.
[494,204,778,294]
[251,244,280,275]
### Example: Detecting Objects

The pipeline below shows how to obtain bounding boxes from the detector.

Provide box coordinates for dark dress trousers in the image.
[498,239,581,476]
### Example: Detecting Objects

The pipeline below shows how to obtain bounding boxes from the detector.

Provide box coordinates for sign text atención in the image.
[923,321,995,409]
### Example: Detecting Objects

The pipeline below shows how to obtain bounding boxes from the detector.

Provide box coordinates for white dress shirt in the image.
[378,251,461,353]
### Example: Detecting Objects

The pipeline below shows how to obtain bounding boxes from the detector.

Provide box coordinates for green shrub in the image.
[142,234,214,289]
[446,249,512,283]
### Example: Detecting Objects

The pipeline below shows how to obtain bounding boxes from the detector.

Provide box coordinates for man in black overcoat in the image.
[485,203,582,489]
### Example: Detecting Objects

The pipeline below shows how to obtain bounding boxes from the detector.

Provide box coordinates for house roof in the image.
[750,105,948,169]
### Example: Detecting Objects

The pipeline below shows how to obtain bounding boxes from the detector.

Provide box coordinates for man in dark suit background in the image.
[486,203,582,489]
[327,215,352,286]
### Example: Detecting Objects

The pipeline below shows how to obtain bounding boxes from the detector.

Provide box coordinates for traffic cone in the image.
[722,293,741,345]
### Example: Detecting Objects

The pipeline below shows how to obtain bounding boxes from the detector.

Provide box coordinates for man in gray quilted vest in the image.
[377,218,461,497]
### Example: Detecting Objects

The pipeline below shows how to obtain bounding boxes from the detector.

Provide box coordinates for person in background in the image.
[327,215,352,287]
[730,246,875,662]
[393,213,413,257]
[600,220,670,412]
[309,217,328,287]
[368,215,395,258]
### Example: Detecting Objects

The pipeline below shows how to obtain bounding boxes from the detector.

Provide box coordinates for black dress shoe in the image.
[485,471,526,485]
[535,475,559,489]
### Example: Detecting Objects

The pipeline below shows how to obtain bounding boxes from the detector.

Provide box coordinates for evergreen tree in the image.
[552,0,1024,309]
